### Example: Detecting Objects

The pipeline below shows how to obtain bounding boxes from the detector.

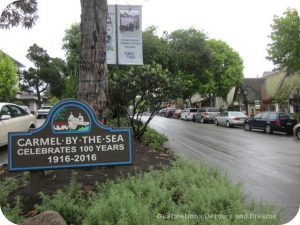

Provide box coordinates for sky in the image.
[1,0,300,78]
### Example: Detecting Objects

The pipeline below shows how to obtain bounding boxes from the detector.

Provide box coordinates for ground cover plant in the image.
[2,160,280,225]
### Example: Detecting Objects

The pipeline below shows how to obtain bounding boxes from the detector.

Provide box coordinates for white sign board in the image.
[106,6,117,64]
[107,5,143,65]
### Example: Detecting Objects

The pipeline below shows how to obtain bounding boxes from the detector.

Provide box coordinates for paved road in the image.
[144,116,300,224]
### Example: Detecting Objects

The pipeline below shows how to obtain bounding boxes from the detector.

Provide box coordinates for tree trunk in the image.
[78,0,108,121]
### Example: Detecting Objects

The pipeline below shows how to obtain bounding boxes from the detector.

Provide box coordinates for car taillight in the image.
[233,117,240,121]
[275,119,281,126]
[204,112,208,116]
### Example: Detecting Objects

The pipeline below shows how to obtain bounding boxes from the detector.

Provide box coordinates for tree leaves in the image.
[0,0,38,29]
[0,51,19,102]
[267,8,300,74]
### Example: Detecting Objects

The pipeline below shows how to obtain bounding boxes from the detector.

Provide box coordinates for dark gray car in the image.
[194,107,221,123]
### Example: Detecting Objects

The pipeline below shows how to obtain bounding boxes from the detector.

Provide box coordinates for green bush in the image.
[0,177,21,206]
[35,177,88,225]
[5,161,280,225]
[107,117,131,127]
[2,196,24,224]
[141,127,168,151]
[83,160,280,225]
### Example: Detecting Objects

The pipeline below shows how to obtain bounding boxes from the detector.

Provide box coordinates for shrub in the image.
[0,177,21,206]
[13,161,280,225]
[35,177,88,225]
[2,196,24,224]
[141,127,168,151]
[83,160,280,225]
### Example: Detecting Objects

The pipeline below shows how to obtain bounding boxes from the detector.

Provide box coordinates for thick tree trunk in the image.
[78,0,108,121]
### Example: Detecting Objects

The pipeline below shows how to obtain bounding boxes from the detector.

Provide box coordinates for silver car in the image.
[294,123,300,140]
[214,111,248,128]
[194,107,220,123]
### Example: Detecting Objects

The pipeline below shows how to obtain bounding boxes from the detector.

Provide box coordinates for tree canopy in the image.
[0,51,19,102]
[21,44,67,103]
[204,39,244,99]
[267,8,300,74]
[0,0,38,29]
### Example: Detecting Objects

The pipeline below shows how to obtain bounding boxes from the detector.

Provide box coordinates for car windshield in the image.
[229,112,246,117]
[190,109,197,112]
[279,113,295,120]
[208,108,220,112]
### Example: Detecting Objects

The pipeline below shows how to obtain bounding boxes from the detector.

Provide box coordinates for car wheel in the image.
[215,119,219,126]
[265,125,272,134]
[296,127,300,140]
[244,123,251,131]
[200,117,204,123]
[226,121,231,128]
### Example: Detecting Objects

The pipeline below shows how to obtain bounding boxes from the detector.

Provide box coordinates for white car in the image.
[180,108,198,121]
[0,103,36,147]
[37,105,52,119]
[294,123,300,140]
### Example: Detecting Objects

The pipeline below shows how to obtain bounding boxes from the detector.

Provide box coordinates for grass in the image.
[12,160,280,225]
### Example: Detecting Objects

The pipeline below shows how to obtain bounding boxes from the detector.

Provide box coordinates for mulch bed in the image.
[0,139,174,217]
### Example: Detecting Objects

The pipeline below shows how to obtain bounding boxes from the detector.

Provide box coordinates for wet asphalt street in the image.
[143,116,300,224]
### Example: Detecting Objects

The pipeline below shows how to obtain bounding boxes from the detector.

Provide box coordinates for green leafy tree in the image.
[63,23,81,73]
[204,39,244,100]
[110,63,180,139]
[142,26,172,69]
[267,8,300,74]
[0,51,19,101]
[0,0,38,29]
[166,28,211,104]
[167,28,210,77]
[21,44,67,103]
[63,69,78,98]
[62,23,81,98]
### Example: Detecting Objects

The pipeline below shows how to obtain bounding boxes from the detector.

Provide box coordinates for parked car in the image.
[19,105,31,114]
[244,112,297,135]
[294,123,300,140]
[37,105,52,119]
[0,103,36,147]
[165,108,177,118]
[215,111,248,127]
[194,107,221,123]
[173,109,182,119]
[157,108,167,117]
[180,108,198,121]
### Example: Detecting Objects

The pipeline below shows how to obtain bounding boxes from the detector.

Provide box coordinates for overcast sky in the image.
[1,0,300,78]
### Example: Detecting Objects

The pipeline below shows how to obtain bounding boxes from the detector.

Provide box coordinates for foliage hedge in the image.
[28,160,280,225]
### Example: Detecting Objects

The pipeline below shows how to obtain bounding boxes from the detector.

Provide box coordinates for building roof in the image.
[15,91,38,101]
[0,50,25,68]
